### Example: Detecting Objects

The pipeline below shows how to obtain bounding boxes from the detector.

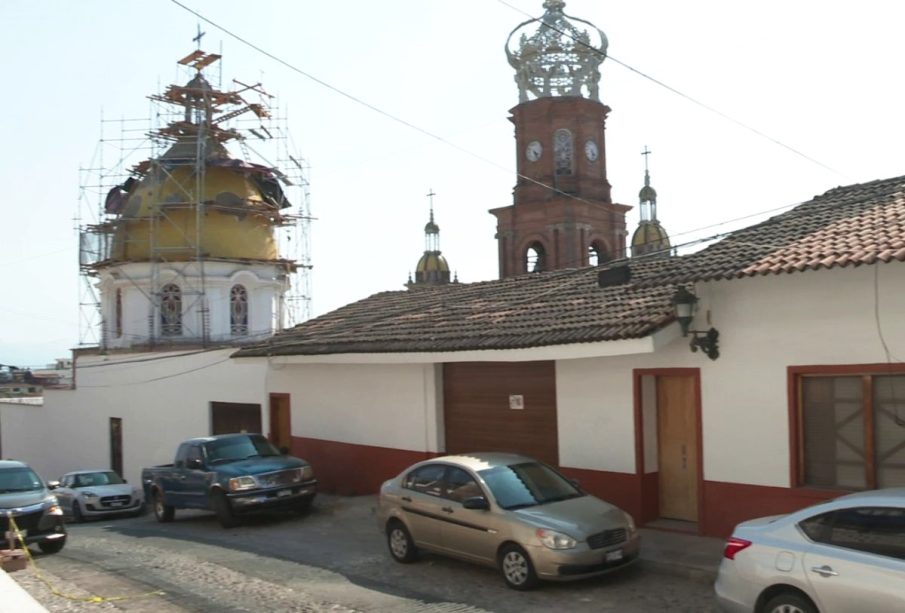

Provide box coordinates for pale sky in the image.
[2,0,904,367]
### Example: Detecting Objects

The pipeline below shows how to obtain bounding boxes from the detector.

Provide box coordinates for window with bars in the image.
[230,284,249,336]
[160,283,182,336]
[798,372,905,490]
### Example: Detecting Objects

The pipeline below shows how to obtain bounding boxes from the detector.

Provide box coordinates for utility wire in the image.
[169,0,845,262]
[495,0,848,179]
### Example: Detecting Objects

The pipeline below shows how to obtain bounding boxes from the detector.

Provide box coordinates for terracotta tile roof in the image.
[234,174,905,357]
[630,174,905,287]
[234,268,678,357]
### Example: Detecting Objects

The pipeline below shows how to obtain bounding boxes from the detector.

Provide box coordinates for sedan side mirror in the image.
[47,480,60,490]
[462,496,490,511]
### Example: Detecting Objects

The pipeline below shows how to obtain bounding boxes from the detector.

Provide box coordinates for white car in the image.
[51,470,144,522]
[715,488,905,613]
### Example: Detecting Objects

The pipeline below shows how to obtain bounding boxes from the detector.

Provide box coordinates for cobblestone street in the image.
[8,496,717,612]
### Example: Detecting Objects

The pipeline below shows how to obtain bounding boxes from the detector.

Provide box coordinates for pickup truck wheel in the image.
[152,489,175,523]
[293,496,313,515]
[212,491,240,529]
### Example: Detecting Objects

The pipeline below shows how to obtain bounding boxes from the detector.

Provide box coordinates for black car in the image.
[0,460,67,553]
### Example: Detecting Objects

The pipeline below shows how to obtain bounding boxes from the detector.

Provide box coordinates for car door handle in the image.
[401,496,412,502]
[442,506,454,514]
[810,565,838,577]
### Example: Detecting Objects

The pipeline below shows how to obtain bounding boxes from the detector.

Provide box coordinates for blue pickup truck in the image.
[141,433,317,528]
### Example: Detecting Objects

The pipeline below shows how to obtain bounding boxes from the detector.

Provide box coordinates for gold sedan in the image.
[376,452,640,590]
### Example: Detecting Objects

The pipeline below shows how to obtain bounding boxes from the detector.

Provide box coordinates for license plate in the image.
[605,549,623,562]
[276,489,292,497]
[109,501,124,507]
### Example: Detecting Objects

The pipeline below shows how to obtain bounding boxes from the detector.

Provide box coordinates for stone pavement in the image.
[1,496,727,612]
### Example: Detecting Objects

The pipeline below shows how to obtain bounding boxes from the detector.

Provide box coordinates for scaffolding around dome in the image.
[77,48,313,351]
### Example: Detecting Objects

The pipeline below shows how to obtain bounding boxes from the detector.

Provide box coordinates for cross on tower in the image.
[426,188,436,219]
[193,24,206,49]
[641,146,652,172]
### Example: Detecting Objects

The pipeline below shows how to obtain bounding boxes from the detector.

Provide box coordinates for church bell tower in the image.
[490,0,630,277]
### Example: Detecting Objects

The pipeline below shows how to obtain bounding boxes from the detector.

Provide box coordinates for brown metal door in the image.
[443,361,558,466]
[269,394,292,451]
[210,402,262,435]
[657,375,698,521]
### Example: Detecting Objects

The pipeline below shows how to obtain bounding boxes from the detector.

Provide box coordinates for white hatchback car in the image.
[51,470,144,522]
[715,488,905,613]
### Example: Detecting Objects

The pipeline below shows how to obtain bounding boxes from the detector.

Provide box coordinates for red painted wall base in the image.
[292,436,437,496]
[294,436,840,537]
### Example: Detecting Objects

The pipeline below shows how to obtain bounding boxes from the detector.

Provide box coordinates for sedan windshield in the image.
[0,467,44,493]
[478,462,583,510]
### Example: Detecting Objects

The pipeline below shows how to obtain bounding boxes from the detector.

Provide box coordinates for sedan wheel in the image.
[764,592,817,613]
[387,521,418,563]
[71,501,84,523]
[499,544,538,590]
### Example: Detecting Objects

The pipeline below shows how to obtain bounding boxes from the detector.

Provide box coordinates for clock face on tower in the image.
[584,139,599,162]
[526,140,543,162]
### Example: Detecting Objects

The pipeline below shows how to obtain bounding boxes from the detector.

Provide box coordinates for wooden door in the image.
[109,417,123,477]
[269,394,292,451]
[657,375,698,521]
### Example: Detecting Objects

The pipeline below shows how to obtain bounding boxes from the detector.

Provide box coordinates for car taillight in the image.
[723,537,752,560]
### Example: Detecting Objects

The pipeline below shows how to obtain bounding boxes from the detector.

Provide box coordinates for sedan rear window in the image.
[478,462,583,510]
[800,506,905,560]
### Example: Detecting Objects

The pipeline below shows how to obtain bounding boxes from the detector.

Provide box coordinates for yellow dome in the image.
[631,221,671,256]
[416,252,450,274]
[111,164,279,262]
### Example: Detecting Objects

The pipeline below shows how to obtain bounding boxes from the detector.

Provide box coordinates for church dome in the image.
[505,0,608,102]
[414,252,450,284]
[108,159,286,263]
[631,221,671,257]
[639,184,657,203]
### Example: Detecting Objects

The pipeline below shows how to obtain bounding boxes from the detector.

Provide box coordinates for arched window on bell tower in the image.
[230,284,249,336]
[588,241,608,266]
[160,283,182,337]
[526,242,547,273]
[554,129,574,176]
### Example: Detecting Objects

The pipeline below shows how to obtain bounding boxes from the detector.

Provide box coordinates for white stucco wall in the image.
[0,348,267,487]
[266,363,443,453]
[697,263,905,488]
[6,263,903,495]
[551,264,905,487]
[99,261,287,349]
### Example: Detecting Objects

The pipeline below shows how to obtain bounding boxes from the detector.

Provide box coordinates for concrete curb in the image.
[0,566,48,613]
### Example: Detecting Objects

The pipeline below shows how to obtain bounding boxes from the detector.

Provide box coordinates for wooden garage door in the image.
[443,361,558,467]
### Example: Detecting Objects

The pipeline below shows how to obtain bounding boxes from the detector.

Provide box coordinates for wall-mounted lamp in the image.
[671,286,720,360]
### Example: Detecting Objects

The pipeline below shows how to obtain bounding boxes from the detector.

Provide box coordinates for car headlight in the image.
[228,476,258,492]
[82,491,98,499]
[623,511,636,534]
[44,497,63,516]
[301,465,314,481]
[535,528,577,550]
